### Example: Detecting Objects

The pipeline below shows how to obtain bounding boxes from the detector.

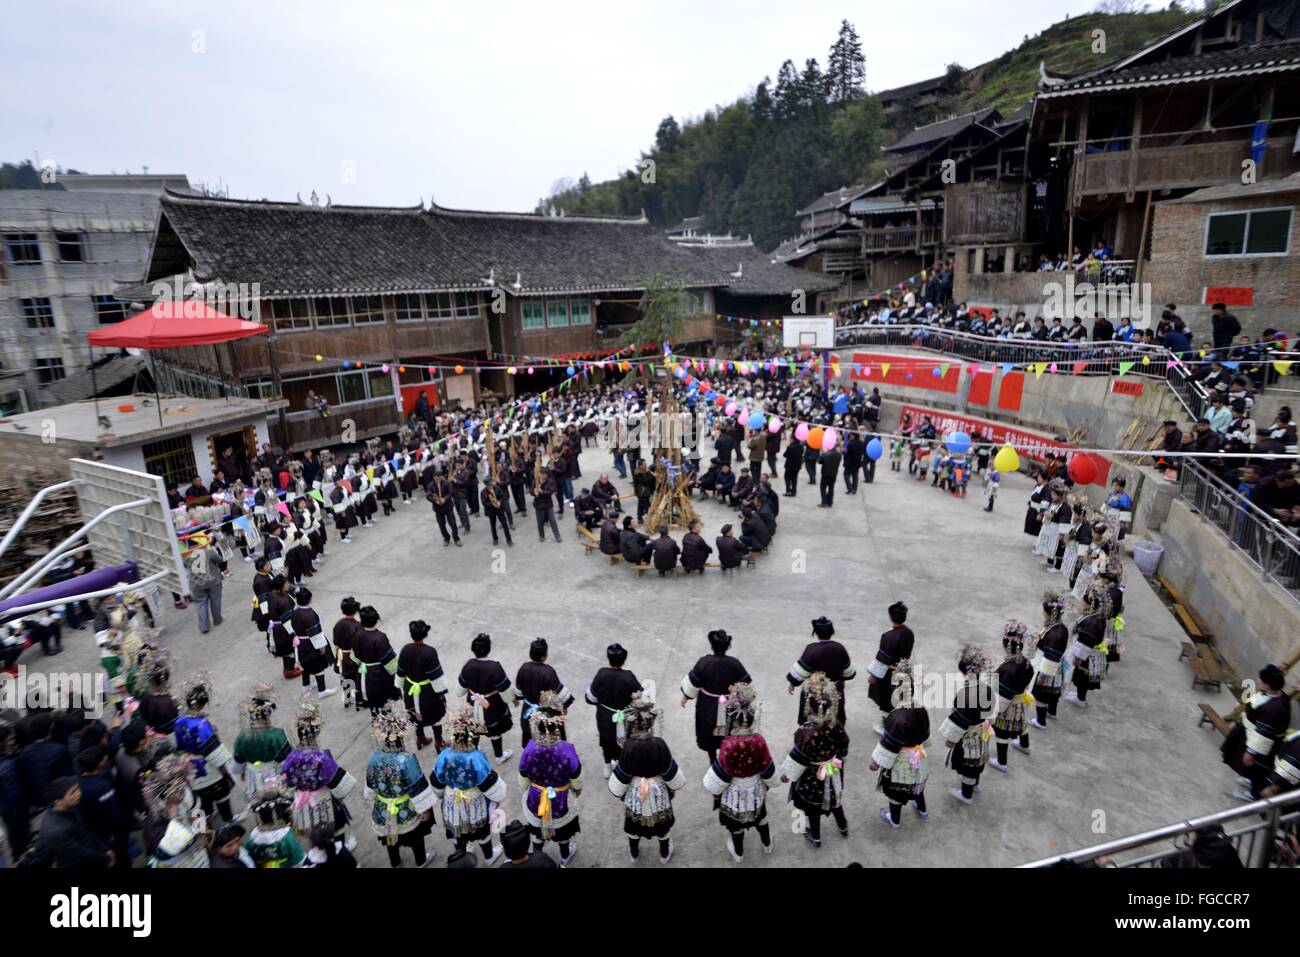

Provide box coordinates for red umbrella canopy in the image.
[86,300,269,349]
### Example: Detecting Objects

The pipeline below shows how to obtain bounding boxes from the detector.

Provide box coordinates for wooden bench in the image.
[1197,703,1233,736]
[1179,642,1197,662]
[1161,577,1214,635]
[1172,604,1209,641]
[1157,575,1186,606]
[1186,644,1226,692]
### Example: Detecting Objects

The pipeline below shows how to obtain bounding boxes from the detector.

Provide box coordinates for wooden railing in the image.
[274,397,400,451]
[1073,136,1294,197]
[862,225,942,252]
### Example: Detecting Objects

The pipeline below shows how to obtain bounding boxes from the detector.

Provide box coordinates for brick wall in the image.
[1144,193,1300,339]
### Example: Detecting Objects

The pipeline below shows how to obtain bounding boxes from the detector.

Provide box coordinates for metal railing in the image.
[1020,788,1300,868]
[1178,458,1300,601]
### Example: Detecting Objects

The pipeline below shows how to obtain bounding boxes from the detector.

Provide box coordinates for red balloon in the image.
[715,394,728,406]
[1068,454,1098,485]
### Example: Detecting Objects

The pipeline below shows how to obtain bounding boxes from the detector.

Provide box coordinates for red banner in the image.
[850,352,960,394]
[1111,380,1144,396]
[1203,286,1253,306]
[898,403,1110,485]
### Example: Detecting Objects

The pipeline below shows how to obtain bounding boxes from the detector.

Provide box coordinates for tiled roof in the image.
[686,242,840,296]
[878,73,951,101]
[795,184,875,217]
[1039,38,1300,97]
[884,108,1000,153]
[148,192,733,297]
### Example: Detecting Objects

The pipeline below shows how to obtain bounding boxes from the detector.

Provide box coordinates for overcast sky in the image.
[4,0,1114,210]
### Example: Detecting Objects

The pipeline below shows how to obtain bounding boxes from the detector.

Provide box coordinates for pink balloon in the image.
[724,401,736,416]
[822,427,839,452]
[767,416,783,434]
[735,406,747,421]
[795,422,810,442]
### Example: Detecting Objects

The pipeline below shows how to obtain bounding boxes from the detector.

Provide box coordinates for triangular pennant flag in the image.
[309,489,326,504]
[1033,362,1047,379]
[939,363,950,377]
[1166,359,1177,370]
[1001,363,1013,376]
[1072,361,1086,375]
[1118,361,1135,377]
[881,363,891,377]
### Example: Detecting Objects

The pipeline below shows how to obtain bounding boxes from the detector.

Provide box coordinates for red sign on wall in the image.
[1203,286,1253,306]
[850,352,960,394]
[899,403,1110,485]
[1111,380,1145,396]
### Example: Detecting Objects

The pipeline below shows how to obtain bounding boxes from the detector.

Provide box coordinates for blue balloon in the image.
[931,367,942,378]
[866,437,884,460]
[945,431,971,454]
[566,365,575,375]
[673,366,686,379]
[832,394,849,414]
[748,411,765,430]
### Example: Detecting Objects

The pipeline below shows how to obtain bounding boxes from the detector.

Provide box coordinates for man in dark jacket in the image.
[818,446,842,508]
[619,516,652,565]
[740,507,771,551]
[716,524,745,570]
[1210,303,1241,356]
[783,437,804,496]
[844,433,865,493]
[632,462,656,521]
[714,430,736,469]
[39,777,113,868]
[598,516,621,556]
[1092,314,1115,342]
[18,713,71,811]
[651,525,680,576]
[76,745,129,866]
[573,488,602,530]
[680,520,712,573]
[765,425,781,476]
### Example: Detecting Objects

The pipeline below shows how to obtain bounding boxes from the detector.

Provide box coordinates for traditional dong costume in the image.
[430,708,507,862]
[1066,581,1110,705]
[788,616,855,724]
[365,708,439,867]
[871,665,930,827]
[990,621,1036,772]
[142,753,209,868]
[245,789,306,868]
[397,620,448,751]
[703,683,775,860]
[517,695,582,865]
[586,661,643,773]
[283,695,356,839]
[608,694,686,863]
[681,634,752,760]
[233,684,292,800]
[458,643,514,755]
[1031,592,1071,726]
[779,673,850,846]
[173,674,236,823]
[939,645,993,804]
[1222,665,1293,798]
[867,611,915,722]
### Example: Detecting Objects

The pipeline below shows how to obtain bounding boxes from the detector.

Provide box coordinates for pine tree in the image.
[826,20,866,104]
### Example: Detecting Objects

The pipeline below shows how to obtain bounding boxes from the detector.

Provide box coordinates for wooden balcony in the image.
[1072,136,1295,198]
[862,225,942,253]
[274,397,400,452]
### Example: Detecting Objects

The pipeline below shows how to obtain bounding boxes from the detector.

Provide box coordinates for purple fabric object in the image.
[0,562,139,620]
[519,740,580,820]
[284,748,340,792]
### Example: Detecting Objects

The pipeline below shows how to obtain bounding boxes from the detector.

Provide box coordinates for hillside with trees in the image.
[538,4,1199,251]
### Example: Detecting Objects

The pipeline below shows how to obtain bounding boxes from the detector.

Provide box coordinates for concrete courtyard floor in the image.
[22,448,1240,867]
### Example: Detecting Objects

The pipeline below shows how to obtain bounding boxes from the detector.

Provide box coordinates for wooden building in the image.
[137,192,730,450]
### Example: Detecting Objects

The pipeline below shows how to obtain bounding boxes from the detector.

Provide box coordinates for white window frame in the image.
[522,298,546,331]
[393,293,425,323]
[21,297,55,329]
[1202,205,1293,259]
[352,295,387,326]
[269,299,312,332]
[312,296,352,329]
[568,295,591,325]
[3,233,41,265]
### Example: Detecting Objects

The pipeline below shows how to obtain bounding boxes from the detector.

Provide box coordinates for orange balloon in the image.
[454,364,464,374]
[806,427,825,450]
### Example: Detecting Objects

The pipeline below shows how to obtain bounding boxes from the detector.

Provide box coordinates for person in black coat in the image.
[844,433,865,493]
[714,430,736,469]
[39,777,112,867]
[716,524,746,570]
[866,602,915,731]
[458,632,515,763]
[818,447,842,507]
[398,620,448,751]
[783,437,804,496]
[765,424,781,476]
[680,520,712,573]
[619,516,652,565]
[803,440,819,485]
[680,629,752,762]
[291,587,337,699]
[598,515,621,556]
[585,643,643,775]
[351,605,398,714]
[17,713,71,812]
[632,463,656,522]
[739,508,770,552]
[76,746,129,867]
[651,525,680,575]
[787,616,856,722]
